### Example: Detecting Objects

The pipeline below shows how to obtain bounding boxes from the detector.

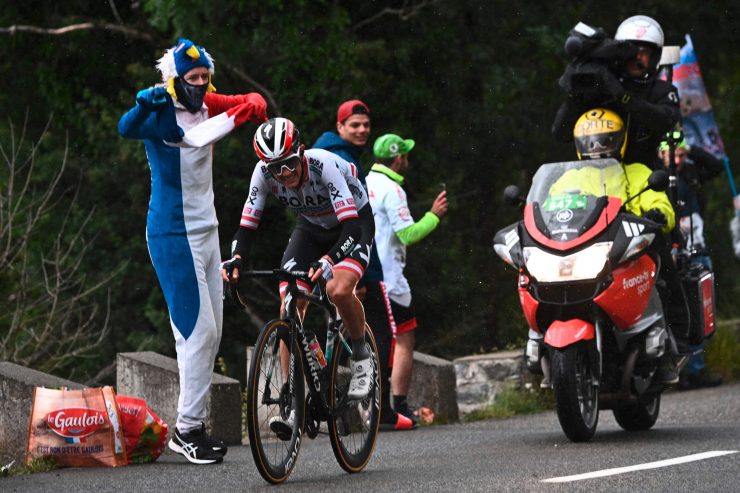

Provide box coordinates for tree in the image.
[0,115,120,381]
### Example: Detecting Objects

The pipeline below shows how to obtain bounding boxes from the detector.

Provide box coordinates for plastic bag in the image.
[26,386,127,467]
[115,395,169,464]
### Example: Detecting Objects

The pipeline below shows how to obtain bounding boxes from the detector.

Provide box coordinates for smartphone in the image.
[439,182,447,192]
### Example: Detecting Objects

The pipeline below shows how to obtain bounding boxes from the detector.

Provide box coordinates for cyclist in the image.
[222,117,375,429]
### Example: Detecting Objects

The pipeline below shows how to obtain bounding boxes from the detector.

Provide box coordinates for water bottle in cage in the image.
[307,331,327,368]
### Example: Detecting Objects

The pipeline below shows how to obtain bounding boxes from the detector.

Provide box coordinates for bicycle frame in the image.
[237,269,353,419]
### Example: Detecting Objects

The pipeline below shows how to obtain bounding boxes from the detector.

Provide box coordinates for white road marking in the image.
[542,450,738,483]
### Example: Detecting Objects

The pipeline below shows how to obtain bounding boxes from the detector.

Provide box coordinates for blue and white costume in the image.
[118,39,266,433]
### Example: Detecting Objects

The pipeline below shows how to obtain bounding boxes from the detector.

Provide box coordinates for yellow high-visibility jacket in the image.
[549,162,675,233]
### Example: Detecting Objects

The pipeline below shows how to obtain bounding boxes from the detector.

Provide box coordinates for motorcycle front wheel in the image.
[550,343,599,442]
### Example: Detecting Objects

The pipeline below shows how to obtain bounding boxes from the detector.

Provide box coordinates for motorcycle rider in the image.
[568,108,689,383]
[552,15,680,168]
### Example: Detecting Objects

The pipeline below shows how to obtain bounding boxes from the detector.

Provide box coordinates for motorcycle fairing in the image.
[611,289,665,352]
[544,319,595,348]
[524,198,622,251]
[594,255,657,331]
[492,222,524,268]
[518,282,540,333]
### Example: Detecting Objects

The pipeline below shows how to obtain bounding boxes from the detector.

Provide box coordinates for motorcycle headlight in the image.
[523,241,612,282]
[618,233,655,263]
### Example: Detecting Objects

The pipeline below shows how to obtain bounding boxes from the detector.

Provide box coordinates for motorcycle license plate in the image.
[543,194,588,211]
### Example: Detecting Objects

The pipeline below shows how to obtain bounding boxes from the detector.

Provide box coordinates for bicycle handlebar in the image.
[240,268,314,284]
[229,268,330,310]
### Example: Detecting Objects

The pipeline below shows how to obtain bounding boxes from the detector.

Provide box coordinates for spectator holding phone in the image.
[366,134,448,422]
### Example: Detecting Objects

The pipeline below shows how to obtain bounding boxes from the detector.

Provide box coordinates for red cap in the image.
[337,99,370,124]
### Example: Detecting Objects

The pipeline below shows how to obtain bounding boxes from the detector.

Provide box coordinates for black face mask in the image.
[174,77,208,113]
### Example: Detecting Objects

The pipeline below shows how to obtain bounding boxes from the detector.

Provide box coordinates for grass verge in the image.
[1,457,57,477]
[706,321,740,380]
[462,384,554,422]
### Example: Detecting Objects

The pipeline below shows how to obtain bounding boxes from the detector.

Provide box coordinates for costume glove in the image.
[136,87,167,109]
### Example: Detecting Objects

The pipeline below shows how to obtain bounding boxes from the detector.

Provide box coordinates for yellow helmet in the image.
[573,108,627,160]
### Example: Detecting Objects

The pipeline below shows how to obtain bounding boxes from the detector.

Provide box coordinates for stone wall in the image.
[0,362,84,465]
[453,351,524,416]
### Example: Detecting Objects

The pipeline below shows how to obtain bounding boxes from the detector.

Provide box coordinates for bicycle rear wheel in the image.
[328,324,381,473]
[246,319,305,484]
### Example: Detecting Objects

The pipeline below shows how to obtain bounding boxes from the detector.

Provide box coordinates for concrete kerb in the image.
[408,351,460,423]
[116,351,242,445]
[0,361,85,466]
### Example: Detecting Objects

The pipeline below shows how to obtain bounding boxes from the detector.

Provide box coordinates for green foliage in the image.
[462,384,554,422]
[706,322,740,380]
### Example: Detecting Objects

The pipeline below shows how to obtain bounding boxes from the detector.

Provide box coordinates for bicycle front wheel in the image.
[246,319,305,484]
[328,324,381,473]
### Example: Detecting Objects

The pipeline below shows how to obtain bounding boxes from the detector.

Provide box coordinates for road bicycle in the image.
[233,268,380,484]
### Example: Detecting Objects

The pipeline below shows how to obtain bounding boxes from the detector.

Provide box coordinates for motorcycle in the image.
[492,158,716,442]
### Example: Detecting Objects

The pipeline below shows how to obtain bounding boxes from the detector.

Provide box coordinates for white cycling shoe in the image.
[269,409,296,440]
[348,356,373,400]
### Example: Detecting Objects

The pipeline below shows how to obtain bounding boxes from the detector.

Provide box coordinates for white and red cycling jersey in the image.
[239,148,369,231]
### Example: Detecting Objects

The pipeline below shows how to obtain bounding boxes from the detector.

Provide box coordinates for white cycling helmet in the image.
[615,15,664,47]
[615,15,664,75]
[253,117,301,163]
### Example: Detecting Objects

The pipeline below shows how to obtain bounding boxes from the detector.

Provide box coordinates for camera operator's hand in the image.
[597,66,626,102]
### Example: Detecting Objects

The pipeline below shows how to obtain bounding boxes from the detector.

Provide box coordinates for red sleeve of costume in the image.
[204,93,249,117]
[205,92,268,121]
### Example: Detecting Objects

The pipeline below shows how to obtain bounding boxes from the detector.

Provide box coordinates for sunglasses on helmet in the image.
[267,155,301,176]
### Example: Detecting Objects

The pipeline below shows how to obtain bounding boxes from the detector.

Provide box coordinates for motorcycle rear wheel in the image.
[613,393,661,431]
[550,344,599,442]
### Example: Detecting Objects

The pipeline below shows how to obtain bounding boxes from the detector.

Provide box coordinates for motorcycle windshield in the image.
[527,159,624,241]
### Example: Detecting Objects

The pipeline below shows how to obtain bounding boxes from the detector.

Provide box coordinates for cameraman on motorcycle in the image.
[552,15,680,168]
[569,108,690,383]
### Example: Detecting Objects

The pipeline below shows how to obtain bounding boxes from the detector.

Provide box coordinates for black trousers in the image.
[362,281,395,415]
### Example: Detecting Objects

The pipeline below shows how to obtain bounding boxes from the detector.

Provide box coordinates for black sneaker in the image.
[169,427,224,464]
[196,423,227,456]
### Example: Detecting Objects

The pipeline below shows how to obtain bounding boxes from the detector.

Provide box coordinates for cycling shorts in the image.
[280,205,374,294]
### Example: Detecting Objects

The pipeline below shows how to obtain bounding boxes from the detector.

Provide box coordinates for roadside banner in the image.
[672,34,737,197]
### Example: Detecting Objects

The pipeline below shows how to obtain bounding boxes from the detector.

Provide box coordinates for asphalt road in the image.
[4,383,739,492]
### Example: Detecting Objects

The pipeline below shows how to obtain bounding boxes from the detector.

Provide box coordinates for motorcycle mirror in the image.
[503,185,525,206]
[648,169,669,192]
